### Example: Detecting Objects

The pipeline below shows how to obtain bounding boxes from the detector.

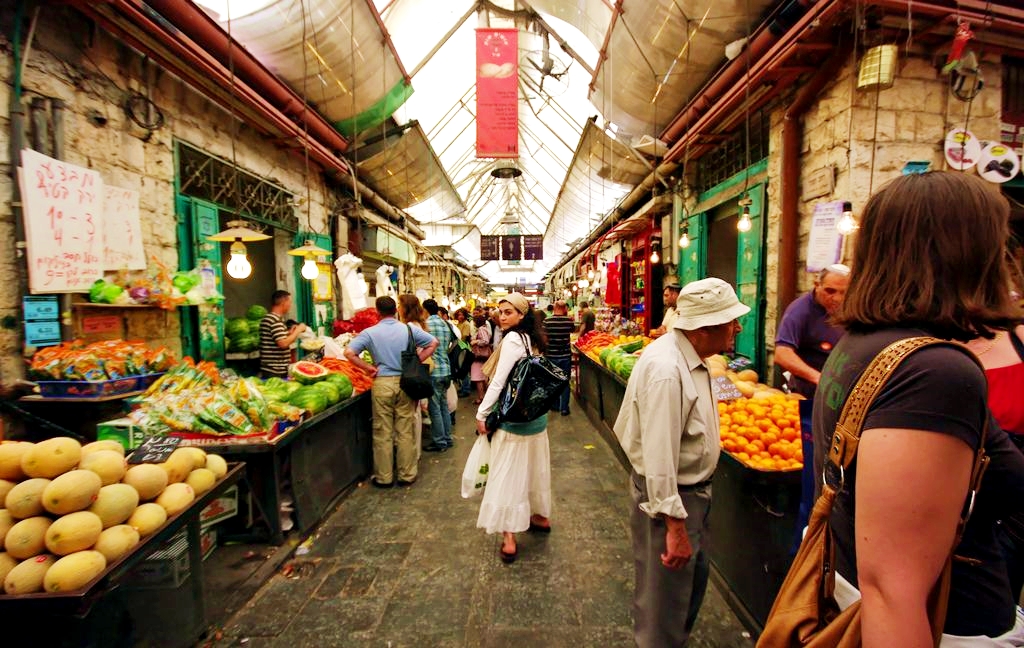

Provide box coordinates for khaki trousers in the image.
[630,473,712,648]
[370,376,417,484]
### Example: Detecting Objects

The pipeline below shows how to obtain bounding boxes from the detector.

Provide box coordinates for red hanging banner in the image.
[476,28,519,158]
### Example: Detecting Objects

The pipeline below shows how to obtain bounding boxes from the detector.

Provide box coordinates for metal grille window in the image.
[176,140,298,232]
[694,110,770,194]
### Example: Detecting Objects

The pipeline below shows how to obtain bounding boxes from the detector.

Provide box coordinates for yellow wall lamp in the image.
[207,220,271,279]
[288,240,331,280]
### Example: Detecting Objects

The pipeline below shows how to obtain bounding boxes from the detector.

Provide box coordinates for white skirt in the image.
[476,429,552,534]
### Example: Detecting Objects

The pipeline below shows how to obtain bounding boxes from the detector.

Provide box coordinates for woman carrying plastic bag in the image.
[461,435,490,498]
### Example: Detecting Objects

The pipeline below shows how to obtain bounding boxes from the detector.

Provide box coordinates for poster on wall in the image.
[476,28,518,158]
[103,185,146,270]
[19,149,105,293]
[806,201,844,273]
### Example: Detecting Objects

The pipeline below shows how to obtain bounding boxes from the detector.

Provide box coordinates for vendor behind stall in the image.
[259,290,307,379]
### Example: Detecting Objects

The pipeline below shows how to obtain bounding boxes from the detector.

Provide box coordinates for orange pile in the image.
[718,395,803,472]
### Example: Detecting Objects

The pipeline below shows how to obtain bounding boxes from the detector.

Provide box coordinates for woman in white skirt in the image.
[475,293,552,564]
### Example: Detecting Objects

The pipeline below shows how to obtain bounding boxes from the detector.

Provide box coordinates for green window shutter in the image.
[192,199,225,366]
[292,232,333,335]
[678,212,707,286]
[734,184,766,370]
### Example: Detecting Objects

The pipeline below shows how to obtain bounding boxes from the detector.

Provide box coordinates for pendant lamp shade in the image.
[208,220,271,242]
[287,240,332,257]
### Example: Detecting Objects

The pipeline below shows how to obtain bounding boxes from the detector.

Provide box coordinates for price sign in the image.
[523,235,543,260]
[480,235,500,261]
[19,149,105,293]
[711,375,744,401]
[128,435,181,465]
[103,185,146,270]
[501,235,521,261]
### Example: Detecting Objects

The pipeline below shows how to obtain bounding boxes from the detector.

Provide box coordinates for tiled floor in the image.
[214,401,755,647]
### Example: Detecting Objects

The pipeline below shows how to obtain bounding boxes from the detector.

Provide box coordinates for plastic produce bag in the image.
[461,435,490,499]
[447,381,458,413]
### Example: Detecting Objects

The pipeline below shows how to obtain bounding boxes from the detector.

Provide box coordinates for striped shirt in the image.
[426,315,453,377]
[543,315,575,359]
[259,313,291,375]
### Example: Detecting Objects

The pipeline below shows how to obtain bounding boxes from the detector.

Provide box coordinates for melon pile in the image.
[0,438,228,595]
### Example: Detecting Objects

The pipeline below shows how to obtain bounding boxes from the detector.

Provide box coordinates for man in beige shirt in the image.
[614,278,748,648]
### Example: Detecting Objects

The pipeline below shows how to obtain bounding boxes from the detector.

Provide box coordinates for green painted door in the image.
[734,184,765,370]
[677,212,707,286]
[292,231,333,335]
[175,196,225,365]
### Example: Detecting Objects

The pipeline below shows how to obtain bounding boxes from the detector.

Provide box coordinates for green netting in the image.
[335,81,415,139]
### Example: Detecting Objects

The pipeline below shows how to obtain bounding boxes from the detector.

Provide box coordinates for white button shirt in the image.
[613,329,721,519]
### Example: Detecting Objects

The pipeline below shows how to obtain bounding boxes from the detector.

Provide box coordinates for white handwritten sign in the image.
[805,201,843,273]
[711,375,744,401]
[20,149,104,293]
[103,185,145,270]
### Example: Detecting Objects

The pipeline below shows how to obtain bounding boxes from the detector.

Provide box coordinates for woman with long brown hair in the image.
[811,171,1024,646]
[398,294,430,460]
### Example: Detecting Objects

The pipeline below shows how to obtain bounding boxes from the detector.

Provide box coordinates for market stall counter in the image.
[0,463,244,648]
[178,391,372,545]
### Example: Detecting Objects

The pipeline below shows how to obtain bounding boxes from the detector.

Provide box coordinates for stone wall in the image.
[0,8,338,381]
[764,48,1004,375]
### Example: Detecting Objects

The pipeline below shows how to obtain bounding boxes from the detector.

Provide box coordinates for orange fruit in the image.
[737,452,751,461]
[743,444,759,455]
[751,440,765,452]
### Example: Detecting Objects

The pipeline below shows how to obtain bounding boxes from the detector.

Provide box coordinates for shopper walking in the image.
[542,300,575,416]
[423,299,454,452]
[577,300,596,335]
[345,296,437,488]
[614,278,748,648]
[258,290,306,379]
[398,294,432,461]
[810,171,1024,645]
[469,308,493,404]
[454,308,474,397]
[475,293,552,564]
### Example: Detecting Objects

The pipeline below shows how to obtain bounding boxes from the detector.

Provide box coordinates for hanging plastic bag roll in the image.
[461,435,491,499]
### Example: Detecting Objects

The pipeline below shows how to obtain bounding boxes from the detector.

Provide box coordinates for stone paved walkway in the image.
[216,401,755,648]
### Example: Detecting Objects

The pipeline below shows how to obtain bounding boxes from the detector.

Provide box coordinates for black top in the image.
[812,328,1024,637]
[543,315,575,359]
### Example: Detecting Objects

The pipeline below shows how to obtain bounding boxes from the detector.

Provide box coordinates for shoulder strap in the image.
[405,324,416,354]
[517,331,532,357]
[1010,327,1024,363]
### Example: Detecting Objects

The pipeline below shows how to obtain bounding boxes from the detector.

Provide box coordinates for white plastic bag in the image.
[461,435,490,499]
[447,381,458,413]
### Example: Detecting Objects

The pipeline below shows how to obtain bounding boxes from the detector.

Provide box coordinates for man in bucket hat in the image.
[614,277,749,648]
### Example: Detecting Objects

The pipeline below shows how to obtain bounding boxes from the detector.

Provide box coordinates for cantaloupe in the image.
[177,447,207,471]
[80,440,125,458]
[89,484,139,529]
[127,503,166,537]
[4,554,55,594]
[158,450,194,484]
[205,454,228,479]
[4,516,52,559]
[93,525,139,563]
[45,511,103,556]
[5,478,51,519]
[78,450,126,486]
[122,464,168,501]
[21,437,82,478]
[0,479,16,504]
[0,442,33,480]
[185,468,216,496]
[44,550,107,592]
[0,509,13,546]
[0,552,16,583]
[155,483,194,516]
[736,369,759,383]
[734,380,757,398]
[43,470,102,515]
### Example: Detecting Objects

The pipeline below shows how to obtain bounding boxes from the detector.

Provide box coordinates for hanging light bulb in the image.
[679,228,691,249]
[737,206,753,233]
[226,239,252,279]
[650,249,660,264]
[837,201,859,235]
[300,257,319,280]
[587,268,595,280]
[578,278,590,289]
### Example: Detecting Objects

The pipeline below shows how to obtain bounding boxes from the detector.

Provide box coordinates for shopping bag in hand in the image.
[461,435,490,498]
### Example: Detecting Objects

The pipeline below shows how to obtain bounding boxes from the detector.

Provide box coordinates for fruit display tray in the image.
[34,373,164,399]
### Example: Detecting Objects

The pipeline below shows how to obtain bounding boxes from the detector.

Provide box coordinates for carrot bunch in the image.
[318,358,373,394]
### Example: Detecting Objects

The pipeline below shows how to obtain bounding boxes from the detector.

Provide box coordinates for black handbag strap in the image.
[516,331,532,357]
[405,324,416,354]
[1010,327,1024,363]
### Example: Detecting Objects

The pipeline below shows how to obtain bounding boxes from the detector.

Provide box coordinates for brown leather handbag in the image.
[757,337,990,647]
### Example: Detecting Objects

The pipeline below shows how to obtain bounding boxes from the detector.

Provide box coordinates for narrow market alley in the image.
[214,405,754,648]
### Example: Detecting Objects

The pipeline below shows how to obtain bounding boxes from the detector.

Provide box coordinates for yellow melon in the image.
[80,440,125,458]
[44,550,107,592]
[737,369,760,383]
[155,483,194,516]
[0,479,16,504]
[127,503,166,537]
[0,442,33,480]
[5,478,52,519]
[0,509,13,546]
[3,554,55,594]
[0,552,16,583]
[122,464,168,501]
[4,516,52,559]
[734,380,757,398]
[158,450,194,484]
[45,511,103,556]
[89,484,140,529]
[709,365,728,378]
[78,450,126,486]
[93,525,140,563]
[205,454,228,479]
[185,469,216,496]
[177,447,207,471]
[21,437,82,478]
[43,470,103,515]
